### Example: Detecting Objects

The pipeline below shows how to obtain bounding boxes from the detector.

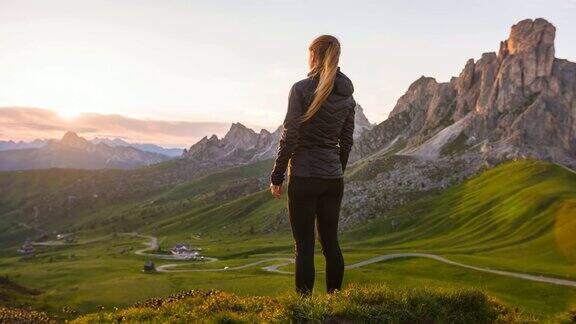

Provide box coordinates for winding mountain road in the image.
[33,233,576,288]
[344,253,576,287]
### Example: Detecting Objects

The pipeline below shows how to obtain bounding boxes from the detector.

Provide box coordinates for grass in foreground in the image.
[72,284,532,323]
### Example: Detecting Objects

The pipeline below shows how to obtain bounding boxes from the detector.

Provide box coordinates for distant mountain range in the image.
[91,138,183,157]
[0,132,172,171]
[0,103,371,171]
[0,138,183,157]
[0,139,49,151]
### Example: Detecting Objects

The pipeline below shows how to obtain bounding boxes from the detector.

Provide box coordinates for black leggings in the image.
[287,176,345,294]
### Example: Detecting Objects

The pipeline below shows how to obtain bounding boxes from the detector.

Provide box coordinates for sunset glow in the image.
[55,108,81,120]
[0,0,575,144]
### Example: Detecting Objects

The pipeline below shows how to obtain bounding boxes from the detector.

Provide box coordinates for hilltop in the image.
[72,285,532,323]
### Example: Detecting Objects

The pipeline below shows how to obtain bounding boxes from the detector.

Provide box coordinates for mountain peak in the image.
[223,122,258,149]
[60,131,90,148]
[225,122,253,136]
[503,18,555,56]
[61,131,80,140]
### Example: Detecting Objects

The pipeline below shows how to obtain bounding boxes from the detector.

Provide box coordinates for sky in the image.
[0,0,575,147]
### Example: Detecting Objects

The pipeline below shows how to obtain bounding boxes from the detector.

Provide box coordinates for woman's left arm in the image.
[339,100,356,172]
[270,83,303,187]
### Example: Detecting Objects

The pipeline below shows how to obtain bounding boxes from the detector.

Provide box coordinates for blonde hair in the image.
[301,35,341,122]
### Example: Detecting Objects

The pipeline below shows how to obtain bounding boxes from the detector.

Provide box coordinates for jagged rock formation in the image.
[184,104,372,167]
[342,18,576,227]
[0,132,171,171]
[352,18,575,168]
[183,123,282,167]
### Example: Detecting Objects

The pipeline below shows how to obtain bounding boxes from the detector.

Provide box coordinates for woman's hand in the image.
[270,184,282,199]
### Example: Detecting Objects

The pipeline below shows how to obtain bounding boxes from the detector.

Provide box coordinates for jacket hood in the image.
[334,69,354,97]
[306,68,354,97]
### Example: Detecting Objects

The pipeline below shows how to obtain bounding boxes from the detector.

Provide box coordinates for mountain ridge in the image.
[0,136,183,157]
[182,104,372,167]
[91,137,184,157]
[352,18,575,169]
[341,18,576,226]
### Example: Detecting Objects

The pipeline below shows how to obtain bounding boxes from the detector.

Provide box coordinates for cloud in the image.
[0,107,234,148]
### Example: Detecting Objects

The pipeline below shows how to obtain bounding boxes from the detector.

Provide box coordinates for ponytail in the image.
[301,35,341,122]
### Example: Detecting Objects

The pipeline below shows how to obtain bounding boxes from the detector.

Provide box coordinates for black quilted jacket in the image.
[270,68,356,185]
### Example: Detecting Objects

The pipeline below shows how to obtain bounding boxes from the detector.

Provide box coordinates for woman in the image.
[270,34,356,295]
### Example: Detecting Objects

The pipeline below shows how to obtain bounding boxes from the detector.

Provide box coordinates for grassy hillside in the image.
[153,159,273,204]
[0,169,106,209]
[72,284,532,323]
[345,160,576,279]
[0,160,275,248]
[0,276,59,323]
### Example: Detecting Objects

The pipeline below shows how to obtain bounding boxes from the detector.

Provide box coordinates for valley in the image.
[1,159,575,321]
[28,231,576,286]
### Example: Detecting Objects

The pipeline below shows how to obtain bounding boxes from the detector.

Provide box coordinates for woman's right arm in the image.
[270,83,303,186]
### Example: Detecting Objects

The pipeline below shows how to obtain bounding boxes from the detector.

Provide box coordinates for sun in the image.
[55,108,81,119]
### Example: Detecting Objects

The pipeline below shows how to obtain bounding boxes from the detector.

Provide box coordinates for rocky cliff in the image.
[182,123,282,167]
[353,18,575,167]
[342,18,576,226]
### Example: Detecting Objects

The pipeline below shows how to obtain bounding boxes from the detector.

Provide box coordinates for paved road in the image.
[33,233,576,288]
[344,253,576,288]
[156,258,293,273]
